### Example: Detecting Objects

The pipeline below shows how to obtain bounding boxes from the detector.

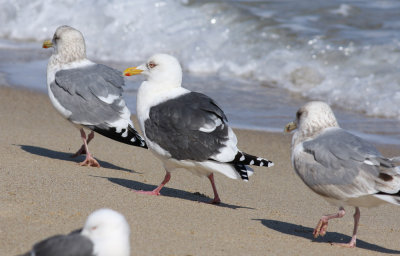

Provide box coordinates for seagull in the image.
[123,53,274,204]
[42,25,146,167]
[19,208,130,256]
[285,101,400,248]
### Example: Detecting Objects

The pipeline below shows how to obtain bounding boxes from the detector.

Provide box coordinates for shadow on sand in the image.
[18,144,138,173]
[93,175,254,210]
[255,218,400,254]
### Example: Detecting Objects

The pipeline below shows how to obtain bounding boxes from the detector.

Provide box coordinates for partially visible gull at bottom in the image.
[43,25,147,167]
[19,208,130,256]
[285,101,400,248]
[124,53,274,204]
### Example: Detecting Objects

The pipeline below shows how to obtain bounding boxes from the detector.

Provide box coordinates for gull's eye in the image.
[296,110,303,120]
[148,62,157,69]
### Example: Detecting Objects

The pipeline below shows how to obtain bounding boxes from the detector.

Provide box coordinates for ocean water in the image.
[1,0,400,145]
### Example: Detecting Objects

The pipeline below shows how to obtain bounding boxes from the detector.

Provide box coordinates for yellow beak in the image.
[42,40,53,48]
[123,67,143,76]
[284,121,297,133]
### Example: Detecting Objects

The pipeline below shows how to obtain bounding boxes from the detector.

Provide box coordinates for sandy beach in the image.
[1,86,400,256]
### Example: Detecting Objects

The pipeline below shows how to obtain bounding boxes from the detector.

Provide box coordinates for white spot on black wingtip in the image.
[260,162,264,166]
[269,162,274,167]
[140,141,145,147]
[250,160,254,165]
[131,137,136,142]
[257,157,262,161]
[240,155,245,161]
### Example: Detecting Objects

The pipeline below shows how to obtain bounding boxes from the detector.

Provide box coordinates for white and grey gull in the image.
[124,53,274,204]
[285,101,400,248]
[43,25,146,167]
[19,208,130,256]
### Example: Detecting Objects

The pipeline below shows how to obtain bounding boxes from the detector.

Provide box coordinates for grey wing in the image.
[51,64,129,129]
[295,128,388,199]
[24,234,93,256]
[145,92,230,161]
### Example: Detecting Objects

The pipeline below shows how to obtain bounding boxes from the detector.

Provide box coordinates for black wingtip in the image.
[228,151,273,181]
[93,126,147,149]
[231,151,274,167]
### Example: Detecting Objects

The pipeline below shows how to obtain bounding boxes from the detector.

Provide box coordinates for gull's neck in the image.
[48,50,88,67]
[54,39,86,64]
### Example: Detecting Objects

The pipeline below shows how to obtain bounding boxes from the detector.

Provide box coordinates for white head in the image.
[81,208,130,256]
[285,101,339,145]
[43,25,86,63]
[124,53,182,89]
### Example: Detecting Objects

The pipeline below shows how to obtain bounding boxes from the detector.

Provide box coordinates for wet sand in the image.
[1,86,400,256]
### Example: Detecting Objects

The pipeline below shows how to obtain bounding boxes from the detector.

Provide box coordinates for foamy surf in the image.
[1,0,400,144]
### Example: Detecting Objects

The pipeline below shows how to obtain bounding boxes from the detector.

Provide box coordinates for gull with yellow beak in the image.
[124,53,274,204]
[43,25,146,167]
[285,101,400,248]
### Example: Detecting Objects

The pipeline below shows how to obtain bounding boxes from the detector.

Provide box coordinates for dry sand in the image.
[1,86,400,256]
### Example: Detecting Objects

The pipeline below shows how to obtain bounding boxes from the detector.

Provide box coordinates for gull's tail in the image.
[373,156,400,206]
[374,191,400,206]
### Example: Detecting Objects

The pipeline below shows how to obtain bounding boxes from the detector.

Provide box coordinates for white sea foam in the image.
[1,0,400,123]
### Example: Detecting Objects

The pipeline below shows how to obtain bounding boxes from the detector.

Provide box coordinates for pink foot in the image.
[130,172,170,196]
[330,241,356,248]
[209,198,221,204]
[131,189,160,196]
[79,155,100,167]
[313,219,329,238]
[330,208,359,248]
[313,207,346,238]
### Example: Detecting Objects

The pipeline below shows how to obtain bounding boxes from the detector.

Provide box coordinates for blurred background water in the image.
[1,0,400,144]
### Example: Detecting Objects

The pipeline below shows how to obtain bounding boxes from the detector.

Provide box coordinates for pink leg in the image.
[313,207,345,238]
[132,172,171,195]
[77,129,100,167]
[87,131,95,143]
[207,173,221,204]
[331,207,360,248]
[71,131,95,157]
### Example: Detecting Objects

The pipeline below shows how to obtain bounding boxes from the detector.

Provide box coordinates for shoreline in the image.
[1,86,400,256]
[3,82,400,147]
